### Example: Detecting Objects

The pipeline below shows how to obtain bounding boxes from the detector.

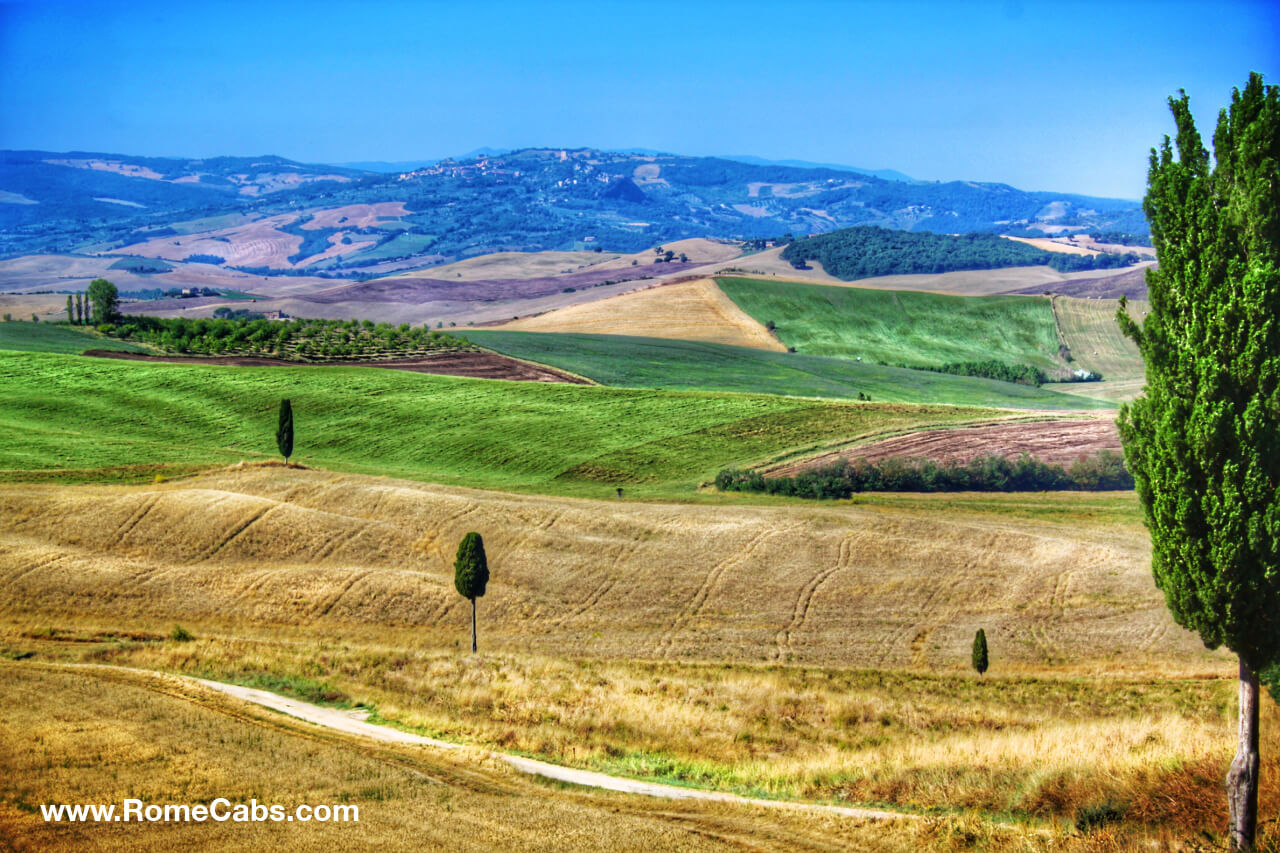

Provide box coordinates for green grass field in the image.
[716,276,1063,370]
[348,232,437,262]
[469,330,1112,410]
[0,322,148,355]
[0,351,1014,497]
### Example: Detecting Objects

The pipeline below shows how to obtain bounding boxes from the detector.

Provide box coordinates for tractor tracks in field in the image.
[552,539,640,629]
[773,536,854,661]
[195,504,277,562]
[113,494,161,543]
[653,523,802,660]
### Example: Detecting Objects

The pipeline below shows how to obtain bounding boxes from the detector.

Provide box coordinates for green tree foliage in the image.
[99,314,471,360]
[87,278,120,325]
[74,292,83,325]
[454,532,490,653]
[716,451,1132,498]
[1116,73,1279,851]
[781,226,1140,280]
[276,399,293,464]
[972,629,989,676]
[65,295,73,324]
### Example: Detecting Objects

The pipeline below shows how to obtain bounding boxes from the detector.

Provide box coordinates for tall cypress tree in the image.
[65,295,73,324]
[1118,73,1279,850]
[971,629,989,676]
[276,399,293,464]
[74,293,83,325]
[453,532,489,653]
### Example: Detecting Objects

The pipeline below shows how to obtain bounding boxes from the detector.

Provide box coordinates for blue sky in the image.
[1,0,1276,199]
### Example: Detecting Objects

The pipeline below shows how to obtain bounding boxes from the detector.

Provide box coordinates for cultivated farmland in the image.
[0,351,1008,496]
[0,465,1262,845]
[716,277,1065,370]
[497,278,787,351]
[468,331,1112,409]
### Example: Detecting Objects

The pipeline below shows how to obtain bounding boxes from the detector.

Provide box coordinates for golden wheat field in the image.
[2,663,937,853]
[0,464,1209,667]
[2,464,1274,849]
[498,278,786,351]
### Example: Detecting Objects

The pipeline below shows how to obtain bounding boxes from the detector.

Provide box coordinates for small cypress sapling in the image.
[972,628,989,676]
[276,399,294,464]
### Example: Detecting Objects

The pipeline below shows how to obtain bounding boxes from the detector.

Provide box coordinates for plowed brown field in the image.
[768,415,1121,475]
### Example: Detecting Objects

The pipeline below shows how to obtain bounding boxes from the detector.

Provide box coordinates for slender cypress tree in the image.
[971,629,989,676]
[74,293,83,325]
[453,532,489,653]
[1118,73,1279,851]
[276,399,294,464]
[65,295,73,324]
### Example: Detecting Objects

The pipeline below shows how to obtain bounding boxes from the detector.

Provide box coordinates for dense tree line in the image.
[781,226,1140,280]
[715,451,1134,498]
[912,360,1050,386]
[1088,230,1153,247]
[99,314,470,359]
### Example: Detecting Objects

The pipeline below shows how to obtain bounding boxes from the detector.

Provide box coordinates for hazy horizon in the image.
[2,0,1277,199]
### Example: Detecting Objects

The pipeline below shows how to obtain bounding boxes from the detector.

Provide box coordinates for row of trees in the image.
[716,452,1134,499]
[780,226,1140,280]
[65,278,120,326]
[99,314,471,360]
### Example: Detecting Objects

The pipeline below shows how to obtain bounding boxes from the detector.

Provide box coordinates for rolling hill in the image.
[0,350,1012,497]
[715,276,1066,371]
[1,147,1146,266]
[468,330,1112,410]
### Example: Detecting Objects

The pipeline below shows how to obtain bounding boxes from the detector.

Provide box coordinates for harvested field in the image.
[1,664,887,853]
[301,202,409,229]
[498,278,786,351]
[315,260,699,305]
[1010,263,1154,299]
[416,250,625,281]
[0,465,1202,668]
[1000,235,1098,255]
[766,415,1121,476]
[0,467,1264,846]
[83,349,589,384]
[114,213,305,268]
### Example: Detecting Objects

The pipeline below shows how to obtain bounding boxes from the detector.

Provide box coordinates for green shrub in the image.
[1074,801,1126,832]
[170,625,193,642]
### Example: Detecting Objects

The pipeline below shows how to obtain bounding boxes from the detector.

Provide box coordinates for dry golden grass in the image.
[4,634,1272,847]
[2,467,1274,847]
[498,278,786,351]
[2,662,932,852]
[588,238,744,271]
[0,467,1213,668]
[1001,236,1099,256]
[401,250,623,281]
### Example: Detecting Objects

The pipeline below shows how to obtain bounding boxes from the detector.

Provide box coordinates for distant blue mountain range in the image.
[718,155,915,183]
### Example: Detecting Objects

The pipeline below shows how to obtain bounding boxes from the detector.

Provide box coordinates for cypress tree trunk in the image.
[1227,656,1260,850]
[471,597,477,653]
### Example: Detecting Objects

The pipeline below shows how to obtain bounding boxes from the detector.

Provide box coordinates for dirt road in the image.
[191,674,906,820]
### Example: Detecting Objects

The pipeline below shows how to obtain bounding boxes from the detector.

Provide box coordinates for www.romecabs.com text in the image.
[40,799,359,824]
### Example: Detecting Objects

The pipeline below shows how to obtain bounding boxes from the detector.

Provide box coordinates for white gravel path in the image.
[193,676,909,821]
